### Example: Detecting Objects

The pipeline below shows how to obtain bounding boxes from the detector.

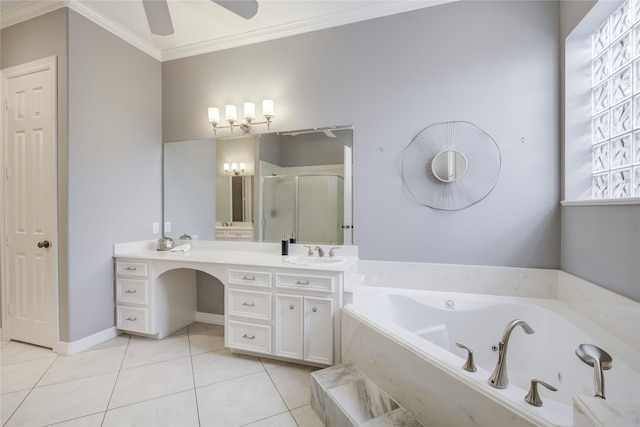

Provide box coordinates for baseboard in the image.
[195,312,225,326]
[56,326,120,356]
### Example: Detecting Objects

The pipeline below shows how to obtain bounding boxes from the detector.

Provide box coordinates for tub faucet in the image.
[575,344,612,399]
[488,319,535,389]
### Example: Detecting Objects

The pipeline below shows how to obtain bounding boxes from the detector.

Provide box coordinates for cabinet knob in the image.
[243,276,256,281]
[242,302,255,307]
[296,280,310,285]
[242,334,255,340]
[126,316,137,321]
[125,290,137,294]
[125,266,137,271]
[312,307,317,313]
[289,304,295,310]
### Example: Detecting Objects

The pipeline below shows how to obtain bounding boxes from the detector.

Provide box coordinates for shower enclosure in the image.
[262,174,344,244]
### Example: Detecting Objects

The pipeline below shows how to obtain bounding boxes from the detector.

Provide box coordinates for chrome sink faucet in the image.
[488,319,535,389]
[314,246,325,258]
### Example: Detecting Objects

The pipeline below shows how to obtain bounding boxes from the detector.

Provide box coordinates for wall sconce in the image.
[224,162,246,175]
[208,100,274,135]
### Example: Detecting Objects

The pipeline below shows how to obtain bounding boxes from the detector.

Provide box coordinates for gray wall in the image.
[65,11,162,341]
[560,1,640,302]
[163,0,561,268]
[561,206,640,301]
[1,9,69,332]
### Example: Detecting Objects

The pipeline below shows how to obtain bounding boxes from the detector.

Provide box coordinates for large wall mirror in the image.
[163,127,354,245]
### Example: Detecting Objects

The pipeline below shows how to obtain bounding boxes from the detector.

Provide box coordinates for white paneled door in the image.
[2,57,58,349]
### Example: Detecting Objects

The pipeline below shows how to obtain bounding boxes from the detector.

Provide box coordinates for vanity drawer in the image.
[116,278,148,305]
[116,261,148,277]
[117,306,149,334]
[228,269,272,288]
[228,289,271,321]
[228,321,271,354]
[276,273,334,293]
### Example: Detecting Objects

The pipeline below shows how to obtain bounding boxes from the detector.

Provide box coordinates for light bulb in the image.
[244,102,255,120]
[208,107,220,124]
[225,105,237,122]
[262,99,274,118]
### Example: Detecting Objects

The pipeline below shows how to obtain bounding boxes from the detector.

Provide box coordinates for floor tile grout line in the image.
[101,334,132,426]
[238,409,292,427]
[2,349,58,427]
[41,410,105,427]
[187,324,203,427]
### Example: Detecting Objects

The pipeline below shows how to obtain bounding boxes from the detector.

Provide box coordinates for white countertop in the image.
[114,240,359,272]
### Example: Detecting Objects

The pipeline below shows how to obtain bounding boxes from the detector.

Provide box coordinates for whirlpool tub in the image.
[341,287,640,426]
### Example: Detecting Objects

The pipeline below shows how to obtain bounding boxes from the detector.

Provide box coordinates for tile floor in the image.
[0,323,325,427]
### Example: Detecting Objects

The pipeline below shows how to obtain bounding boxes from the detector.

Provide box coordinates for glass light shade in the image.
[243,102,255,120]
[223,163,230,172]
[263,99,275,117]
[240,162,246,170]
[208,107,220,124]
[231,163,238,171]
[225,105,237,121]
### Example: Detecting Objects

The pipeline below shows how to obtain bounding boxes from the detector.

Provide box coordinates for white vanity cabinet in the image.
[115,261,151,334]
[113,241,357,365]
[115,259,197,339]
[275,294,333,364]
[225,268,273,355]
[225,267,342,366]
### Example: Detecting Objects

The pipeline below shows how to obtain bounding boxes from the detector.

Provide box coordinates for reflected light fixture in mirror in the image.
[208,100,274,135]
[223,162,246,175]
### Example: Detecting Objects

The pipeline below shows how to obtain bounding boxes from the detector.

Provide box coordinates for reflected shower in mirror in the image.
[163,126,354,244]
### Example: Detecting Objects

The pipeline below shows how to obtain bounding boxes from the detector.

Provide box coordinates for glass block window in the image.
[591,0,640,198]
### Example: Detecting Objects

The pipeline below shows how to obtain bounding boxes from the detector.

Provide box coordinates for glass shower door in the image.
[263,176,295,241]
[298,175,344,244]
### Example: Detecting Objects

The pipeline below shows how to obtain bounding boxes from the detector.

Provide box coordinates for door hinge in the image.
[6,303,12,315]
[4,166,9,179]
[4,235,9,246]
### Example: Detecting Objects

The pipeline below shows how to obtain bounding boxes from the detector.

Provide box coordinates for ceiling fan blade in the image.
[142,0,174,36]
[212,0,258,19]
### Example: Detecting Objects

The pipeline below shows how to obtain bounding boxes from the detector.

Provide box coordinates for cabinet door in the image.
[275,294,303,360]
[304,297,333,365]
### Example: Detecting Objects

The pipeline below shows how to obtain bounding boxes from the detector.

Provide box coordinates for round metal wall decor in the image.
[401,121,501,211]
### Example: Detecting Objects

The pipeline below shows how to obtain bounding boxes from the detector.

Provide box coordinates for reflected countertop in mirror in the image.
[163,126,354,245]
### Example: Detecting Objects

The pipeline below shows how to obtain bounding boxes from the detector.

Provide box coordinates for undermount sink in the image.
[283,256,347,266]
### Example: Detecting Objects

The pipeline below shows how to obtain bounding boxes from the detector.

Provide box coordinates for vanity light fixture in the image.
[208,100,274,135]
[223,162,246,175]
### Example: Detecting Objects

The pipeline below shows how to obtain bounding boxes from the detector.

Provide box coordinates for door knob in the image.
[37,240,50,248]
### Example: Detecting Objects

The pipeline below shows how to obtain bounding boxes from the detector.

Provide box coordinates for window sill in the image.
[561,198,640,207]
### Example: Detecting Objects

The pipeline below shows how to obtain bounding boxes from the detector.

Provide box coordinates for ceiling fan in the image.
[142,0,259,36]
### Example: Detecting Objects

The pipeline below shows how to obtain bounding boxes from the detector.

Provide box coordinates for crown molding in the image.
[2,0,451,63]
[1,1,65,29]
[162,0,451,61]
[66,0,162,61]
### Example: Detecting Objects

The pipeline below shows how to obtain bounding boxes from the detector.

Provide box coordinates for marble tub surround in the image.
[343,285,640,427]
[311,363,425,427]
[557,271,640,354]
[357,260,558,298]
[572,396,640,427]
